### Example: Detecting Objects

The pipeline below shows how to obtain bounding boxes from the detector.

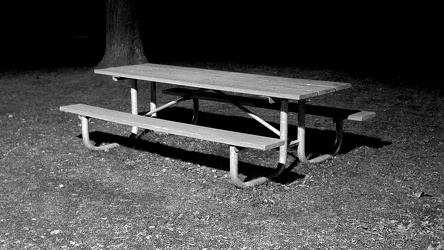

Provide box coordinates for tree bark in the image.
[97,0,147,68]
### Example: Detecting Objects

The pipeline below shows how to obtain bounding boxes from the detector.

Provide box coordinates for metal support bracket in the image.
[143,88,205,117]
[214,90,281,136]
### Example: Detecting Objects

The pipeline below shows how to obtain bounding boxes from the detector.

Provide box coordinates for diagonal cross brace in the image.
[143,88,205,117]
[213,90,281,136]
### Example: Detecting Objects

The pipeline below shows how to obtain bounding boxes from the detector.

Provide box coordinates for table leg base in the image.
[229,146,286,188]
[297,117,344,164]
[80,116,119,151]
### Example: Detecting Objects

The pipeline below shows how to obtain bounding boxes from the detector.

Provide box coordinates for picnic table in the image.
[60,63,374,188]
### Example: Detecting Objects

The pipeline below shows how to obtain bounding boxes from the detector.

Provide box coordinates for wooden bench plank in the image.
[345,111,376,122]
[162,88,376,121]
[60,104,285,151]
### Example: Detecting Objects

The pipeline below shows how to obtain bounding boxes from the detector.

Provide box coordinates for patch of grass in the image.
[1,60,443,249]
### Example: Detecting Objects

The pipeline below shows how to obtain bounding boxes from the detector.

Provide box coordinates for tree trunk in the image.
[97,0,147,68]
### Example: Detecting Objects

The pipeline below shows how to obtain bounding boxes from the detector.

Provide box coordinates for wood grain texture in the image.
[60,104,285,150]
[94,63,351,100]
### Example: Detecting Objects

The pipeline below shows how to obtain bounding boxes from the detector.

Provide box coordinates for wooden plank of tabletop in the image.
[95,63,351,100]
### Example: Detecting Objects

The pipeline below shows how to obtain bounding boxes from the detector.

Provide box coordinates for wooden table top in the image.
[95,63,351,100]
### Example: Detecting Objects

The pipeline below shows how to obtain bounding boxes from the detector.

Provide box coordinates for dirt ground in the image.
[0,59,443,249]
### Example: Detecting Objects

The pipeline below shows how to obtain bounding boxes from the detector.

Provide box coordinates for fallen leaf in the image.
[413,192,425,198]
[50,230,61,235]
[428,244,444,250]
[411,191,431,198]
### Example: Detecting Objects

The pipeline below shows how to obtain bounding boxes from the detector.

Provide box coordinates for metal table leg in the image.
[296,100,344,163]
[229,100,288,188]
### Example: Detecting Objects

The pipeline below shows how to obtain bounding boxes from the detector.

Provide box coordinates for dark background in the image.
[1,1,442,83]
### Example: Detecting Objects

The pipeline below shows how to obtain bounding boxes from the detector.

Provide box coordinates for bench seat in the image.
[163,87,375,121]
[60,104,285,151]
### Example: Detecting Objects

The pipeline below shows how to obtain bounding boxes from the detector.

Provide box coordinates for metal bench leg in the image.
[191,98,199,124]
[129,79,138,139]
[332,119,344,156]
[229,147,286,188]
[229,100,288,188]
[296,101,344,163]
[150,81,157,117]
[80,116,119,151]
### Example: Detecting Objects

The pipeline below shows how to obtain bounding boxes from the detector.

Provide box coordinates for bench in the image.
[162,87,376,122]
[162,87,375,162]
[60,104,286,188]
